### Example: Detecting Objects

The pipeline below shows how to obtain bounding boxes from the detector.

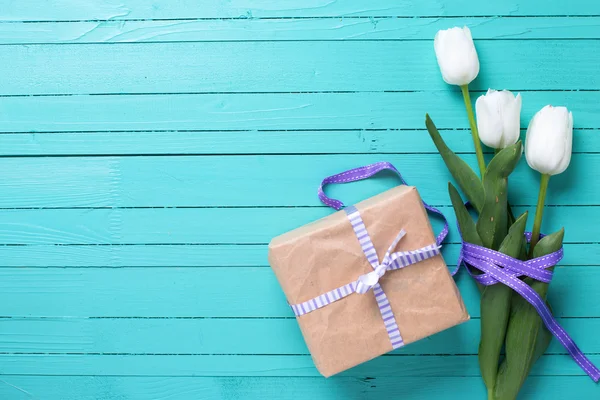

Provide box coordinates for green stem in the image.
[461,84,486,178]
[529,174,551,258]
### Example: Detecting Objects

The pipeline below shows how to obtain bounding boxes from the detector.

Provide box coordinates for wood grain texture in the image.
[1,128,599,156]
[0,266,595,318]
[0,153,595,208]
[2,0,600,21]
[0,206,596,245]
[0,376,597,400]
[1,353,598,377]
[1,243,599,267]
[0,41,599,94]
[2,91,600,132]
[4,17,600,44]
[0,317,596,355]
[2,1,600,398]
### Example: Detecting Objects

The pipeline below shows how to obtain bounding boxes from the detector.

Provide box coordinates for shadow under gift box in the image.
[268,185,470,377]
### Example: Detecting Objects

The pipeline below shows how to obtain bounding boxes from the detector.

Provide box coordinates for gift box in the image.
[268,163,469,377]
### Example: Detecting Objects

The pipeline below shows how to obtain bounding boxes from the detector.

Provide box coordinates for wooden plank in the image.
[0,206,596,245]
[1,41,600,95]
[1,91,597,132]
[2,2,599,398]
[0,376,597,400]
[0,353,597,377]
[1,128,598,156]
[0,129,481,156]
[0,317,595,355]
[2,1,599,21]
[4,17,600,44]
[0,266,594,317]
[0,243,598,267]
[0,153,594,208]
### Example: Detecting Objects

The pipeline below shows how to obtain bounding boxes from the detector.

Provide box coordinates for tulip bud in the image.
[525,105,573,176]
[475,89,522,149]
[434,26,480,86]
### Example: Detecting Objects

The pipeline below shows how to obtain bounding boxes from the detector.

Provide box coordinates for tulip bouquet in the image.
[427,27,597,399]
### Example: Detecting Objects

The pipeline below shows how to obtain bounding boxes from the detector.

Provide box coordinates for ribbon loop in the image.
[318,161,449,246]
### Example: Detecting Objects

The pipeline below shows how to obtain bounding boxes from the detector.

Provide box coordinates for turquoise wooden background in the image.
[0,1,599,399]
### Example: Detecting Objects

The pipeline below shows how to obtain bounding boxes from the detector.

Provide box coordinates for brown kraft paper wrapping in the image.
[268,185,469,377]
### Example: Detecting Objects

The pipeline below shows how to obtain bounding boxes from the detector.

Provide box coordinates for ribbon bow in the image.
[290,205,442,349]
[354,229,441,294]
[354,229,405,294]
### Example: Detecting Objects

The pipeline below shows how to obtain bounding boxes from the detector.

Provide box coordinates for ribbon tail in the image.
[452,251,464,277]
[388,244,441,271]
[382,229,406,266]
[372,283,403,349]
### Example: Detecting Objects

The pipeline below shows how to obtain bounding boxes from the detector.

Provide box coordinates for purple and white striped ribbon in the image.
[290,205,441,349]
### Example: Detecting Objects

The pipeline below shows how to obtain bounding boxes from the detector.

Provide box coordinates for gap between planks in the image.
[3,15,600,23]
[0,89,599,98]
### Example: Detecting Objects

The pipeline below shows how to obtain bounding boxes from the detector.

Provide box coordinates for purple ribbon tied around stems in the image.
[305,161,600,381]
[459,235,600,382]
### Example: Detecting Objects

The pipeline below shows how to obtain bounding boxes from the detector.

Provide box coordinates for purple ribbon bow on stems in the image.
[313,161,600,381]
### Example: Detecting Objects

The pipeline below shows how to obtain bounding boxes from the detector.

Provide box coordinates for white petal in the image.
[500,92,522,148]
[554,111,574,175]
[434,26,480,86]
[525,105,573,175]
[476,94,502,148]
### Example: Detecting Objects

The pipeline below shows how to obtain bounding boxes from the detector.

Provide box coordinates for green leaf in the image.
[479,212,528,395]
[476,142,522,250]
[494,228,564,400]
[507,203,529,261]
[507,193,526,259]
[426,114,484,213]
[448,182,486,292]
[507,203,516,226]
[448,182,482,246]
[533,229,565,261]
[500,212,529,257]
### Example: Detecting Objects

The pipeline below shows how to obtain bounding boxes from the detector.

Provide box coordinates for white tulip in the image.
[434,26,480,86]
[525,105,573,176]
[475,89,522,149]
